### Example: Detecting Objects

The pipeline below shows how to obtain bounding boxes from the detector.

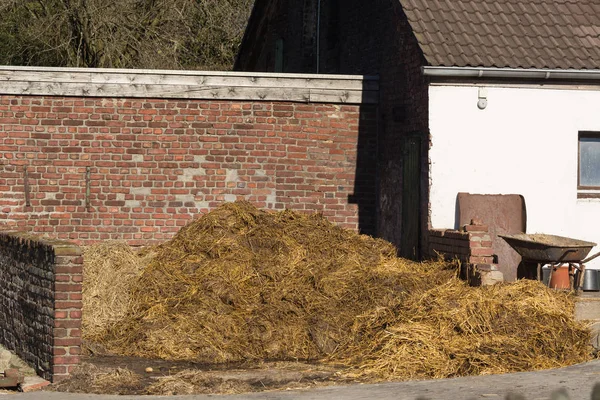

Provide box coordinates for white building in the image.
[427,70,600,274]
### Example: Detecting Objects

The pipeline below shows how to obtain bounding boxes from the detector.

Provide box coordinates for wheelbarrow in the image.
[499,233,600,291]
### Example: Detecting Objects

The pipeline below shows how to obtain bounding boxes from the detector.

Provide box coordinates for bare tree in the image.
[0,0,254,70]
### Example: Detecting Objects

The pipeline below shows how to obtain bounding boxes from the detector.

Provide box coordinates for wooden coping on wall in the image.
[0,66,379,105]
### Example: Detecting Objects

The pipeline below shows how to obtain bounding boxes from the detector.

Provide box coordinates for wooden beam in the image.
[0,66,378,105]
[1,81,376,104]
[0,71,379,90]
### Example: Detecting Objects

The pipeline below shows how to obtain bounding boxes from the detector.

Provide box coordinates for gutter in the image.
[423,66,600,82]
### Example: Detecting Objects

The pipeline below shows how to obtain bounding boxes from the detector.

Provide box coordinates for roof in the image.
[400,0,600,70]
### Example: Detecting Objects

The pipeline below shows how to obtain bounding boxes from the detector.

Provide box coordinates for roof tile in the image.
[400,0,600,69]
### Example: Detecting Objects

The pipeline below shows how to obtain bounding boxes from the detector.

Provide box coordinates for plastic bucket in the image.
[549,265,571,289]
[581,269,600,291]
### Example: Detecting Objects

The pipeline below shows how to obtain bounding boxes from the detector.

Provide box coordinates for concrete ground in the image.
[10,360,600,400]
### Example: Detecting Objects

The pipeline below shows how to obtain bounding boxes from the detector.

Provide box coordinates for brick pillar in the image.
[52,245,83,382]
[463,222,503,285]
[464,222,495,264]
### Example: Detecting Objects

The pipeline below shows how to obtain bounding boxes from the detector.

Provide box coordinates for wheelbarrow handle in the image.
[582,251,600,264]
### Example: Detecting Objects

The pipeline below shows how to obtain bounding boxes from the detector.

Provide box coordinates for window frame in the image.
[578,131,600,197]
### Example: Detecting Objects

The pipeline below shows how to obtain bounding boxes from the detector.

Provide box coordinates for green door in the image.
[400,136,421,260]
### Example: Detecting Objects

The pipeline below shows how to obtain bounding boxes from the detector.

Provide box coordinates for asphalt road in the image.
[13,360,600,400]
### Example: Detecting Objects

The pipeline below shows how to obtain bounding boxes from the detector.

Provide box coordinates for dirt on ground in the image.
[47,356,350,395]
[24,360,600,400]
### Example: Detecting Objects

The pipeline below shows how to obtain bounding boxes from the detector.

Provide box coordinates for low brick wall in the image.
[428,223,502,285]
[0,232,82,382]
[428,223,495,264]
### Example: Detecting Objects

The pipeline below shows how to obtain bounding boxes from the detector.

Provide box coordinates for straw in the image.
[83,201,592,381]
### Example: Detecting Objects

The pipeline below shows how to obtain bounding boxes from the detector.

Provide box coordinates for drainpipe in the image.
[423,66,600,81]
[316,0,321,74]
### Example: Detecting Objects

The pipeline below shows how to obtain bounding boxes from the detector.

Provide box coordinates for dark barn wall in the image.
[236,0,430,258]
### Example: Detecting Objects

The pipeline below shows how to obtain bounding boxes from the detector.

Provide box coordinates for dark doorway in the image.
[400,135,421,259]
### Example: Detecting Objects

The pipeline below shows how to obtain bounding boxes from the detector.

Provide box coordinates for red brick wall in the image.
[0,96,377,244]
[428,225,495,265]
[0,233,82,382]
[428,224,500,285]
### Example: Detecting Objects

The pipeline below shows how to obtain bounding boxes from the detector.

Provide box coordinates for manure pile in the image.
[83,241,147,342]
[83,201,592,381]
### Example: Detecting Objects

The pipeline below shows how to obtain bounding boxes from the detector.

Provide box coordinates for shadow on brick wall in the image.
[348,104,378,237]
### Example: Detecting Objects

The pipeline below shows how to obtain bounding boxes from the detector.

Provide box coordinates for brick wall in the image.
[0,232,82,382]
[236,0,431,258]
[0,96,377,244]
[428,224,495,265]
[428,229,471,263]
[428,223,503,285]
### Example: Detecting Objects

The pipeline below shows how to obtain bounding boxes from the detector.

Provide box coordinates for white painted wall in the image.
[429,85,600,269]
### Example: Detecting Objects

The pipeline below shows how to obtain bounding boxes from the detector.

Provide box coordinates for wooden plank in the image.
[4,369,24,384]
[0,66,379,104]
[1,81,307,101]
[0,81,378,104]
[0,64,378,81]
[309,89,379,104]
[0,71,379,91]
[0,376,20,388]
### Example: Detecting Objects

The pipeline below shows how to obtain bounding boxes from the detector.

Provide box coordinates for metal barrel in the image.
[582,269,600,291]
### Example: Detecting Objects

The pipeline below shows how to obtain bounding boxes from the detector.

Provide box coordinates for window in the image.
[579,132,600,190]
